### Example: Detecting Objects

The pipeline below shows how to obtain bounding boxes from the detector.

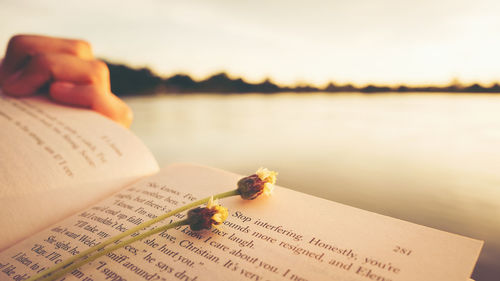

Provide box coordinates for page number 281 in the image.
[393,246,412,256]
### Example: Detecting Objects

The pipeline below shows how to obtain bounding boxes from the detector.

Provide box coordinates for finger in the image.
[94,92,134,128]
[0,34,93,82]
[50,82,133,127]
[2,53,109,97]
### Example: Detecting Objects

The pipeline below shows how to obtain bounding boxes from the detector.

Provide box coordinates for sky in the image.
[1,0,499,86]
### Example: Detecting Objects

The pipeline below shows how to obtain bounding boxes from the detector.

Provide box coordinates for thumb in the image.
[50,81,133,128]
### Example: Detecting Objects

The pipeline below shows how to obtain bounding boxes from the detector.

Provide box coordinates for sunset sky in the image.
[1,0,499,86]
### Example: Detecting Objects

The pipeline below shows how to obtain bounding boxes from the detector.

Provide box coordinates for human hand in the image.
[0,34,132,127]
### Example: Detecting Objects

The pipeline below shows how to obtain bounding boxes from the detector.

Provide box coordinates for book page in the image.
[0,164,482,281]
[0,93,159,250]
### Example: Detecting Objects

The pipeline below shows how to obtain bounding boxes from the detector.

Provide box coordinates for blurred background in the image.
[1,0,499,280]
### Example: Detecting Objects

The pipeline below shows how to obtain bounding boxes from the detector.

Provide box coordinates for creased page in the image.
[0,93,159,250]
[0,164,482,281]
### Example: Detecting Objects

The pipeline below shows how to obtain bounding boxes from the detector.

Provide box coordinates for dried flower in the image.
[187,196,229,231]
[237,168,278,200]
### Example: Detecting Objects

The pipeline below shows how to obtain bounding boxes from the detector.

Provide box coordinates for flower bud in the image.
[187,197,228,231]
[237,168,277,200]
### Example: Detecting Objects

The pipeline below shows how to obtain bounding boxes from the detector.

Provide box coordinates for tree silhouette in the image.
[103,60,500,96]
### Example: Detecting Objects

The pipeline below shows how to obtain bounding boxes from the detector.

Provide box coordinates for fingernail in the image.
[52,82,75,92]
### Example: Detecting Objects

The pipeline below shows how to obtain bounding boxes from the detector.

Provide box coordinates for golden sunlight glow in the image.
[0,0,499,86]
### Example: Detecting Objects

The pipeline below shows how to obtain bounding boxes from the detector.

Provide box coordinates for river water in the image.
[124,92,500,280]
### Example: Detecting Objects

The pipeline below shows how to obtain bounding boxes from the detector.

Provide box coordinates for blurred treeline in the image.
[105,61,500,96]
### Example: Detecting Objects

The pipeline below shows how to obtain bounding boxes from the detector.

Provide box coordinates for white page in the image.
[0,164,482,281]
[0,93,159,250]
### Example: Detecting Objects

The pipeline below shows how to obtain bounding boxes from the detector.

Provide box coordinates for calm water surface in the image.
[125,93,500,281]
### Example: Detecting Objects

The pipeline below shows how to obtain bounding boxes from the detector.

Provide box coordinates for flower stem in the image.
[40,219,189,281]
[28,189,240,281]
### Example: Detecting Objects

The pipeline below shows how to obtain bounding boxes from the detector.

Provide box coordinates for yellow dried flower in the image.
[256,167,277,196]
[187,196,228,231]
[237,167,278,199]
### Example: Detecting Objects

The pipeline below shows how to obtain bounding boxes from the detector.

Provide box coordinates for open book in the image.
[0,94,482,281]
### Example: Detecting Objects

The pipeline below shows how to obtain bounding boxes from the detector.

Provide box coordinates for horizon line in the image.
[103,59,500,90]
